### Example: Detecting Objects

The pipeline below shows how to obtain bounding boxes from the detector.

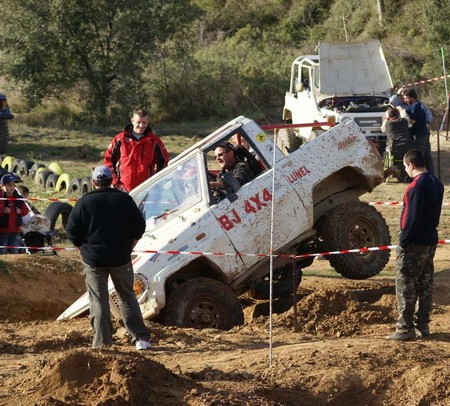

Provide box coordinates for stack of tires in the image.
[0,155,91,196]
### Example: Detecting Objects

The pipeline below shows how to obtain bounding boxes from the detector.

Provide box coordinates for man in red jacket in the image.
[104,109,169,192]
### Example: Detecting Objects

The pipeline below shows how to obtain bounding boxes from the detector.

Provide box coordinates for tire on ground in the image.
[35,170,53,188]
[1,155,15,172]
[44,201,73,231]
[29,163,46,179]
[55,173,71,193]
[67,177,82,196]
[45,173,60,190]
[48,162,64,175]
[80,176,92,195]
[163,277,244,330]
[0,121,9,155]
[317,200,391,279]
[276,128,302,155]
[11,159,22,175]
[15,159,34,177]
[250,264,302,300]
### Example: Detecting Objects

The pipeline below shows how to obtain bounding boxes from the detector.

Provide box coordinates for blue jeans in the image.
[83,261,150,348]
[0,233,23,254]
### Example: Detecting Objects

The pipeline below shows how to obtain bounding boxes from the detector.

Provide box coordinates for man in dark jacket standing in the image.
[104,108,169,192]
[403,88,434,175]
[387,149,444,341]
[66,165,151,350]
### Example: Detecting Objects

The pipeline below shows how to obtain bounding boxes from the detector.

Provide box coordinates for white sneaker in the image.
[135,339,151,350]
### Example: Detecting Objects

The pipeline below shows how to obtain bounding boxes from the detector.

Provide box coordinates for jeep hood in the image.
[318,39,392,97]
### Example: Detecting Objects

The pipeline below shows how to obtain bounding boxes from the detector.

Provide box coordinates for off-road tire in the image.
[277,128,302,154]
[35,170,52,188]
[317,201,390,279]
[80,177,92,195]
[310,128,325,140]
[44,201,73,231]
[29,163,46,179]
[0,121,9,155]
[45,173,60,190]
[15,159,34,177]
[163,278,244,330]
[251,264,302,300]
[67,177,82,196]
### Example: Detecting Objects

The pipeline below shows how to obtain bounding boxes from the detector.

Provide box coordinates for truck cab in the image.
[282,39,393,152]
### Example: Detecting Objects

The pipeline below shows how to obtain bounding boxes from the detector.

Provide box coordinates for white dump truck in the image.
[280,39,393,153]
[59,116,390,330]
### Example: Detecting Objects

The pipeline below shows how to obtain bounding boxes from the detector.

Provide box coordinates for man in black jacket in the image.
[66,165,151,350]
[387,149,444,341]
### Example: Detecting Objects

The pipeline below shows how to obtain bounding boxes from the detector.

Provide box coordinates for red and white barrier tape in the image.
[5,239,450,257]
[406,74,450,86]
[2,196,450,207]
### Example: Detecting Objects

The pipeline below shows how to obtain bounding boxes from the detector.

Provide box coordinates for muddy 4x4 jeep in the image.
[0,93,14,154]
[59,116,390,329]
[281,39,392,154]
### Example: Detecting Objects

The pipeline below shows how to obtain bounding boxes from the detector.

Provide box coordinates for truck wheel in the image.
[276,128,302,154]
[317,201,390,279]
[44,201,73,231]
[310,128,325,140]
[163,278,244,330]
[251,264,302,300]
[0,121,9,155]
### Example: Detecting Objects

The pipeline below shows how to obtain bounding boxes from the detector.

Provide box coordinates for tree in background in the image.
[0,0,200,123]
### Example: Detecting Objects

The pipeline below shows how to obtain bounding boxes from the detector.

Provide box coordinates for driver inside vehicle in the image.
[210,141,254,200]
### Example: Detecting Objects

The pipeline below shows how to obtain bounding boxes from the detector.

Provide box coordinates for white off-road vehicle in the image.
[59,116,390,329]
[281,39,393,153]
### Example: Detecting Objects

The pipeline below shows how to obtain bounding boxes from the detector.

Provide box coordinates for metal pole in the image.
[292,257,298,332]
[441,48,449,105]
[268,129,277,366]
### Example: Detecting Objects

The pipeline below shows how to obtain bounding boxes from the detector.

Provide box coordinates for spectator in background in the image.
[386,149,444,341]
[403,88,434,175]
[382,107,413,156]
[389,86,408,108]
[66,165,151,350]
[0,174,29,254]
[104,108,169,192]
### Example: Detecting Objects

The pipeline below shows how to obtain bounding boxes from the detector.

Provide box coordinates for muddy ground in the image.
[1,134,450,406]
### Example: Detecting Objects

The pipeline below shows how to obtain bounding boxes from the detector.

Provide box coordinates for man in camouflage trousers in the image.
[387,149,444,341]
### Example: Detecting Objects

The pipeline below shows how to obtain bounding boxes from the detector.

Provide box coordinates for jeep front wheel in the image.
[317,201,390,279]
[163,278,244,330]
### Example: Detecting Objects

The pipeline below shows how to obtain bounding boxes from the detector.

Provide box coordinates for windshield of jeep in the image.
[133,155,201,231]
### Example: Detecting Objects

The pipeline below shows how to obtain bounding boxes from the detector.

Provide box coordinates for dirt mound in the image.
[0,255,85,321]
[1,253,450,405]
[13,348,199,405]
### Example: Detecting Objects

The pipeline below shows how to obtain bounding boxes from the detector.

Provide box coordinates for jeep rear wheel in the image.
[317,201,390,279]
[163,278,244,330]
